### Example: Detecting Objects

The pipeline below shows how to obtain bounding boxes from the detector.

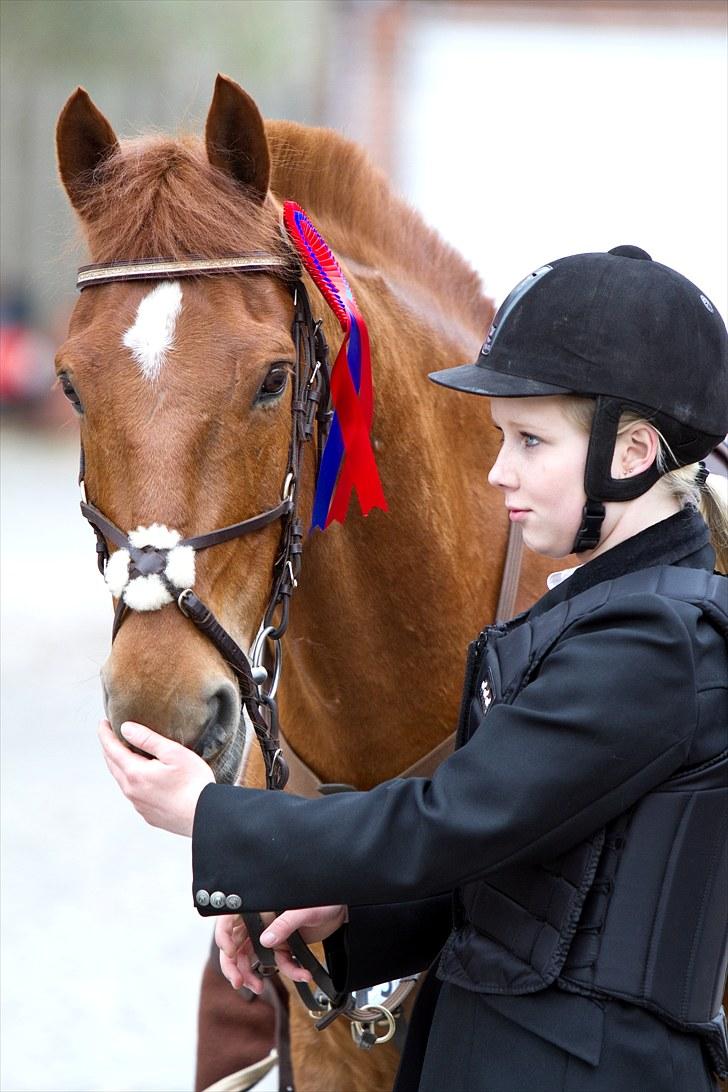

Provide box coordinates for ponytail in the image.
[661,462,728,574]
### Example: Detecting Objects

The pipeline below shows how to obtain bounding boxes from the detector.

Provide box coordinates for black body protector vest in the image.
[438,566,728,1076]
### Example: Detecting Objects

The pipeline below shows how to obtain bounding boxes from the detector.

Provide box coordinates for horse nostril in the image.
[195,683,239,762]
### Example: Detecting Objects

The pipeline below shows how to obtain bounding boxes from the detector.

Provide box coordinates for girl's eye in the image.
[255,365,290,404]
[521,433,540,448]
[58,372,83,414]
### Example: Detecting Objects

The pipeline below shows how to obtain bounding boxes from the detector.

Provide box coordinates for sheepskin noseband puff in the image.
[104,524,196,611]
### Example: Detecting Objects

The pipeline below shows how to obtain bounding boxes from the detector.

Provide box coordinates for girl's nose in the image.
[488,447,515,490]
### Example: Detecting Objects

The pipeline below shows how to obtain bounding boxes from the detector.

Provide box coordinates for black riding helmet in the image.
[429,245,728,552]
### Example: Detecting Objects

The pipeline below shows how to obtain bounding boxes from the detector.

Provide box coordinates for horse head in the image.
[56,76,308,783]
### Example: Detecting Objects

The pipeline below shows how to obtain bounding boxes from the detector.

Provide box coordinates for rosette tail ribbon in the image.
[283,201,387,529]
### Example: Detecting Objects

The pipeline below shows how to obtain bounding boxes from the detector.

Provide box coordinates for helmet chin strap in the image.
[573,498,606,554]
[572,396,662,554]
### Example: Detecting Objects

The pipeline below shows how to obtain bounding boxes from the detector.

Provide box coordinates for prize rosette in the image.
[283,200,387,529]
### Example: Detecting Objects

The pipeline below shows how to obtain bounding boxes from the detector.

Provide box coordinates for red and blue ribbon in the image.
[283,201,387,530]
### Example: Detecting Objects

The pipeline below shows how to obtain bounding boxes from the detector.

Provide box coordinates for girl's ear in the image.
[612,422,660,479]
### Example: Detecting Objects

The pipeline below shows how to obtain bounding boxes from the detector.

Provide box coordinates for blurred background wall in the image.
[2,0,726,341]
[1,2,726,1091]
[1,0,332,347]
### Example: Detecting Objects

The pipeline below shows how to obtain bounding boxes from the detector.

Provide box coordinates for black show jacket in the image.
[192,508,727,1086]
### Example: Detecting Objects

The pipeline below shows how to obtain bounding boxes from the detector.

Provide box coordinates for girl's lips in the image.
[508,508,530,521]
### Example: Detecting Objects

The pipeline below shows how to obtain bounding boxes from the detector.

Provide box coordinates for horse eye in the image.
[255,365,289,404]
[59,372,83,414]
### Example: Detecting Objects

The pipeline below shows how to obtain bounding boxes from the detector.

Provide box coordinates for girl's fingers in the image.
[221,944,265,994]
[217,911,313,990]
[219,950,242,989]
[234,936,254,967]
[234,938,265,994]
[232,937,311,986]
[273,945,312,982]
[259,905,345,948]
[215,914,243,959]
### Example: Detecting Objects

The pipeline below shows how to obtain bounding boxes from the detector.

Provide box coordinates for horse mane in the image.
[78,123,487,327]
[266,121,487,326]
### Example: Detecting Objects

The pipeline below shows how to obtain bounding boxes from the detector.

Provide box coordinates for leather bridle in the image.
[74,248,526,1048]
[75,250,414,1043]
[76,253,331,792]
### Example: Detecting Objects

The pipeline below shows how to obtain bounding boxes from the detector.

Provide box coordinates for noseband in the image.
[76,253,332,790]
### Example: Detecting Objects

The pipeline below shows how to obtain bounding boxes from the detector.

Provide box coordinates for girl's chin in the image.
[522,529,575,560]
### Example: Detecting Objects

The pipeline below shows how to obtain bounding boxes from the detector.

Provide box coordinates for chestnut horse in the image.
[56,76,556,1092]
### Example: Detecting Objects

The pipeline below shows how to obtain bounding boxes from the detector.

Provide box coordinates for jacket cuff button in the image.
[210,891,226,909]
[225,894,242,910]
[195,890,210,907]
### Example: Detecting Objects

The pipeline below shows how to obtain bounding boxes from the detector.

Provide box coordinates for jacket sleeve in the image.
[323,895,452,993]
[192,594,698,913]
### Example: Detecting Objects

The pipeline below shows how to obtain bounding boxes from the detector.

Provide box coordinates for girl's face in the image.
[488,396,590,558]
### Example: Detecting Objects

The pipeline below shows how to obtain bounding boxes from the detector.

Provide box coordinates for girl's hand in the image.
[98,718,214,836]
[216,905,348,993]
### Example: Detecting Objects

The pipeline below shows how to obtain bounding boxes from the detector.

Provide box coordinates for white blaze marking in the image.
[123,281,182,380]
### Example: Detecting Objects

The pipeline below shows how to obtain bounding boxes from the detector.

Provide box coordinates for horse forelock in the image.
[77,133,296,269]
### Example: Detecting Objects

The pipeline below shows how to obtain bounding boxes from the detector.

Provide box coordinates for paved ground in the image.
[1,424,215,1092]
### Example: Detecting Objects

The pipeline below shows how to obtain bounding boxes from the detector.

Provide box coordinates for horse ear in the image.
[205,74,270,203]
[56,88,118,215]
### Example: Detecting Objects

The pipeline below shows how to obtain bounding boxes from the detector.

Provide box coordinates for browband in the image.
[76,253,299,289]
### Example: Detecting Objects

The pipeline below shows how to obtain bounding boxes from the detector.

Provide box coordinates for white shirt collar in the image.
[546,565,580,590]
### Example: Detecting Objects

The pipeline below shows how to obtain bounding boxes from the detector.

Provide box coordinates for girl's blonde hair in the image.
[563,396,728,574]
